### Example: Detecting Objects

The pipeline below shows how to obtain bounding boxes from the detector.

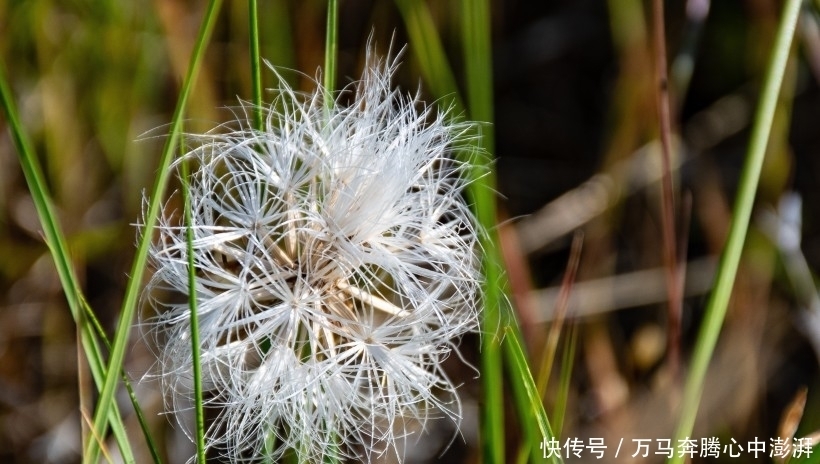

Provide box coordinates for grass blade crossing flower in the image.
[143,53,482,462]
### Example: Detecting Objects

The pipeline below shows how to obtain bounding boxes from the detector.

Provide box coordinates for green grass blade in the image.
[390,5,513,459]
[458,1,507,462]
[78,330,135,463]
[0,60,139,463]
[83,1,223,462]
[323,7,342,453]
[80,300,163,464]
[510,344,538,464]
[324,0,338,102]
[180,153,207,463]
[394,0,464,113]
[249,0,263,131]
[552,322,578,439]
[120,372,162,464]
[507,324,549,464]
[249,4,275,460]
[479,258,505,464]
[505,308,557,464]
[505,327,565,464]
[0,51,87,373]
[669,0,802,461]
[390,6,509,458]
[460,0,494,149]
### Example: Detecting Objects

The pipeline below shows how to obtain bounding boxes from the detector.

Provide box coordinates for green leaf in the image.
[82,1,223,462]
[669,0,802,462]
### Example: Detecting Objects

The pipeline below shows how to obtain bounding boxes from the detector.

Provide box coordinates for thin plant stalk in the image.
[0,62,89,399]
[181,153,207,463]
[83,1,223,462]
[458,0,505,462]
[77,327,91,454]
[249,0,263,131]
[393,4,529,459]
[249,3,279,460]
[652,0,683,376]
[669,0,802,461]
[394,0,465,113]
[457,3,556,464]
[80,301,163,464]
[511,362,537,464]
[0,62,139,463]
[322,4,341,463]
[505,326,565,464]
[515,232,581,463]
[536,232,583,397]
[553,322,578,439]
[323,0,338,110]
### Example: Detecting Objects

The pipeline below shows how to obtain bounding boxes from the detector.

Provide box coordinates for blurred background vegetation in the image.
[2,0,820,462]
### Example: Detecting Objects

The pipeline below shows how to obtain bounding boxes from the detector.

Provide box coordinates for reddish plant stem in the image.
[537,231,584,397]
[652,0,682,377]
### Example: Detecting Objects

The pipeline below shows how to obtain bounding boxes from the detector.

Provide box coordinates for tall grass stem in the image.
[651,0,683,376]
[458,1,506,462]
[505,326,565,464]
[82,2,223,462]
[669,0,801,460]
[394,0,464,113]
[0,60,141,463]
[181,153,207,462]
[324,0,338,105]
[249,0,263,131]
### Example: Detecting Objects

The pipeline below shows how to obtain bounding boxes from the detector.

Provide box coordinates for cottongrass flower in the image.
[143,54,482,462]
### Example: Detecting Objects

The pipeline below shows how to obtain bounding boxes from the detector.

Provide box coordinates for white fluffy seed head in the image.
[142,53,483,463]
